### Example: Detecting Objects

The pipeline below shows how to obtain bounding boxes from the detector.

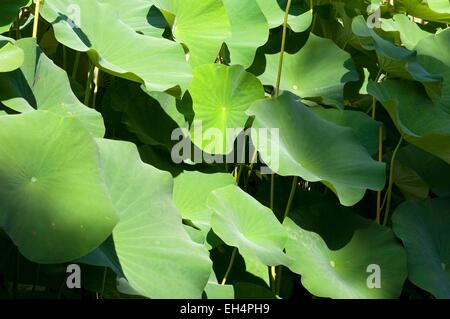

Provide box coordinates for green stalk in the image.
[271,0,293,293]
[275,176,298,296]
[32,0,41,39]
[383,136,403,225]
[283,176,298,221]
[275,0,292,97]
[221,248,237,285]
[270,0,293,212]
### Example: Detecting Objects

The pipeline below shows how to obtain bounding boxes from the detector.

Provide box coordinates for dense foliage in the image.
[0,0,449,299]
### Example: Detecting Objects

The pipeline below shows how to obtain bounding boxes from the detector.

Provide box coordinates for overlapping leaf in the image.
[158,0,231,67]
[284,217,407,298]
[0,36,24,72]
[247,93,385,206]
[173,171,235,238]
[95,139,212,299]
[260,33,358,108]
[0,38,104,137]
[41,0,192,95]
[223,0,269,68]
[208,185,291,266]
[368,80,450,164]
[256,0,313,32]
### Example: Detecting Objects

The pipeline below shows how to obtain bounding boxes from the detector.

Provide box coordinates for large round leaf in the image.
[223,0,269,68]
[163,0,231,67]
[0,111,118,263]
[41,0,192,96]
[0,38,105,137]
[247,93,385,206]
[392,198,450,299]
[189,63,265,154]
[208,185,291,266]
[284,217,407,299]
[260,33,358,108]
[95,139,212,299]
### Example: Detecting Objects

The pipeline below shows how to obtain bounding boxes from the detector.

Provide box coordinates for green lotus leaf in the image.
[352,15,415,79]
[393,160,429,200]
[255,0,312,32]
[392,198,450,299]
[247,93,385,206]
[397,145,450,197]
[189,63,265,154]
[0,0,31,34]
[0,38,105,137]
[160,0,231,67]
[380,14,430,50]
[427,0,450,13]
[0,36,24,72]
[173,171,235,239]
[260,33,358,108]
[396,0,450,23]
[208,184,291,267]
[223,0,269,68]
[368,80,450,164]
[204,271,234,299]
[312,107,382,156]
[413,28,450,112]
[95,139,212,299]
[41,0,192,96]
[284,216,407,299]
[0,111,118,263]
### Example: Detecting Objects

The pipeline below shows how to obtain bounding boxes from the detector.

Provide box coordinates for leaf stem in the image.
[283,176,299,221]
[275,0,292,97]
[221,247,237,285]
[376,125,383,224]
[32,0,41,39]
[383,136,403,225]
[271,0,293,294]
